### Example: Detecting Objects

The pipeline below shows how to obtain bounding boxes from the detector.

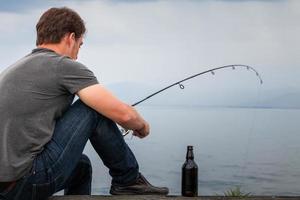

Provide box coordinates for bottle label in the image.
[182,168,198,196]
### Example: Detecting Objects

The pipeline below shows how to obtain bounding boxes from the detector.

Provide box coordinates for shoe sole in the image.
[110,188,169,195]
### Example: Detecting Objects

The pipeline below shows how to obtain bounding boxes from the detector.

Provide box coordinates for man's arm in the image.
[77,84,149,138]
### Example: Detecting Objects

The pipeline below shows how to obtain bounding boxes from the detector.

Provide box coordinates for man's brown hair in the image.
[36,7,86,45]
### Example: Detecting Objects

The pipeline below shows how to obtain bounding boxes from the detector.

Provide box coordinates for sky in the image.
[0,0,299,108]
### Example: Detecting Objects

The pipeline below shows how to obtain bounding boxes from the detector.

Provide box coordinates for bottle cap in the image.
[187,145,193,150]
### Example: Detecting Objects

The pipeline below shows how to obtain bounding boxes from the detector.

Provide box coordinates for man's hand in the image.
[133,121,150,138]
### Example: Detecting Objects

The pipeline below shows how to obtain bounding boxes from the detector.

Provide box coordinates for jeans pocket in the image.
[0,188,11,200]
[0,184,15,196]
[0,178,27,200]
[31,182,55,200]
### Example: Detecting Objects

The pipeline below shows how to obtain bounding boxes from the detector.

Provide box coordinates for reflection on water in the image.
[84,106,300,196]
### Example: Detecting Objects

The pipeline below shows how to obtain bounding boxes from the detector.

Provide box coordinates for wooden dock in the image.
[50,195,300,200]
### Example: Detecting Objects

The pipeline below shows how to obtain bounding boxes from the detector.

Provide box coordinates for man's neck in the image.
[38,43,68,57]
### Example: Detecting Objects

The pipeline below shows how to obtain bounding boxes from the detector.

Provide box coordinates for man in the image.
[0,7,168,200]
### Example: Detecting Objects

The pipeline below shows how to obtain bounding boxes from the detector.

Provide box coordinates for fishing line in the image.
[121,64,263,137]
[239,80,263,190]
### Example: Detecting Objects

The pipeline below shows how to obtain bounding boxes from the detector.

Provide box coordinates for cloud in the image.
[215,0,284,2]
[0,0,299,107]
[0,0,52,12]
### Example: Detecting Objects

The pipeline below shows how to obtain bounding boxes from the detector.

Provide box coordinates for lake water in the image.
[83,106,300,196]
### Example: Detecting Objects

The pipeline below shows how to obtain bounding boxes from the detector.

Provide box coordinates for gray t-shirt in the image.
[0,48,98,181]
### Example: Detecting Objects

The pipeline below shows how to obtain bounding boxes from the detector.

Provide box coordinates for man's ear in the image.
[69,32,76,40]
[64,32,75,46]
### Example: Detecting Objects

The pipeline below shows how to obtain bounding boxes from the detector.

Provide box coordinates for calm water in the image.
[83,106,300,195]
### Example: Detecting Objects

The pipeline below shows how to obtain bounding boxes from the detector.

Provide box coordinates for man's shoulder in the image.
[58,56,90,73]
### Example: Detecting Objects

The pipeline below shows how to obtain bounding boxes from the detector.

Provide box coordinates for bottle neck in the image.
[186,146,194,160]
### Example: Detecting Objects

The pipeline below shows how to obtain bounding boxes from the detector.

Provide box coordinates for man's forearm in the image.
[77,84,149,137]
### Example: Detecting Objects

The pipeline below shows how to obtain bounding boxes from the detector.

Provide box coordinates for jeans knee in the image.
[72,99,100,121]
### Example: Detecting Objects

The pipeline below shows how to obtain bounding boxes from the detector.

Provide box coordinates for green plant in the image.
[216,186,251,198]
[224,186,251,197]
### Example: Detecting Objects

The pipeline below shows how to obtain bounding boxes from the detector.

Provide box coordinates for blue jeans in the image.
[0,100,139,200]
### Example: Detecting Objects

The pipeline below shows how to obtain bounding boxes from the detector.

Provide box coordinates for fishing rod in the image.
[122,64,263,137]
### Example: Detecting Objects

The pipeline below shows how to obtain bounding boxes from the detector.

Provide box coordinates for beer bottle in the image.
[181,145,198,196]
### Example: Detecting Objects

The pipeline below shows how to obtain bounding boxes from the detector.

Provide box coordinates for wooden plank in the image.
[49,195,300,200]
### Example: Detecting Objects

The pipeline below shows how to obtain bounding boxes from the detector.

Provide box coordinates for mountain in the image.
[105,81,300,109]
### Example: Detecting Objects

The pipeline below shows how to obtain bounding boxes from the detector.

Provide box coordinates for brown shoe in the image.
[110,173,169,195]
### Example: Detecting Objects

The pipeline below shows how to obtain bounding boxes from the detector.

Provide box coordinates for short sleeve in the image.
[58,57,99,94]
